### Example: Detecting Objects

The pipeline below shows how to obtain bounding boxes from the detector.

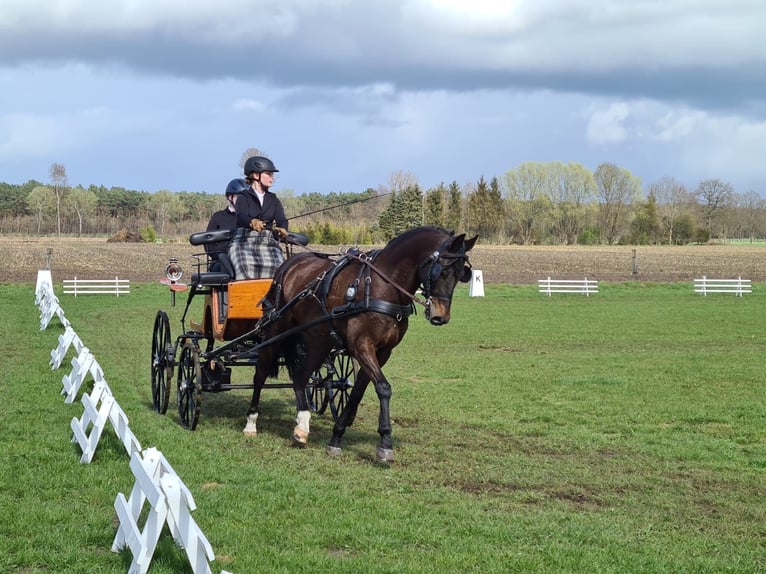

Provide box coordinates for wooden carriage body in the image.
[199,277,272,341]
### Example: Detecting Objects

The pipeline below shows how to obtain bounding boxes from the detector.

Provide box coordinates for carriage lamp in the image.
[165,258,183,283]
[165,258,185,306]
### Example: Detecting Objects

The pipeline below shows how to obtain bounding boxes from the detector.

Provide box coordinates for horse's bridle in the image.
[417,241,472,320]
[343,237,471,319]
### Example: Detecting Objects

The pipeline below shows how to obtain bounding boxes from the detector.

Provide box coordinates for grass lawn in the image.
[1,280,765,573]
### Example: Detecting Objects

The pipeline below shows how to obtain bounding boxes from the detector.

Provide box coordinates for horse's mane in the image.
[383,226,453,250]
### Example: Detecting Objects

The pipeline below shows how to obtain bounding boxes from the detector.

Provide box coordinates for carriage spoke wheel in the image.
[151,310,172,414]
[307,365,330,414]
[326,352,357,421]
[177,342,202,430]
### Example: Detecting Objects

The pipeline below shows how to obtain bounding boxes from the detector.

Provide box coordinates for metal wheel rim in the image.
[177,342,202,430]
[327,352,356,421]
[307,366,329,414]
[151,310,171,414]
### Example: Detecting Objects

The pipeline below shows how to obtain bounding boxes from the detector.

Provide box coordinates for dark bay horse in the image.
[242,226,478,462]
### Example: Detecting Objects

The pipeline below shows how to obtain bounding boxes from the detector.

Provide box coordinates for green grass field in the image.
[2,281,765,573]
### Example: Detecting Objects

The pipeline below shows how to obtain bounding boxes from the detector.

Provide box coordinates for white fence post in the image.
[39,289,69,330]
[113,448,216,574]
[71,380,115,464]
[50,325,85,370]
[61,347,106,404]
[108,401,143,460]
[63,277,130,296]
[694,276,751,296]
[35,269,54,306]
[113,450,170,574]
[537,277,599,296]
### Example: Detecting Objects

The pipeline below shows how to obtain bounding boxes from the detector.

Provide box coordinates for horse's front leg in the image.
[372,373,394,463]
[243,365,268,436]
[328,355,395,463]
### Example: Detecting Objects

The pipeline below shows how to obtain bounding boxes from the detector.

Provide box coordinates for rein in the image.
[343,251,428,308]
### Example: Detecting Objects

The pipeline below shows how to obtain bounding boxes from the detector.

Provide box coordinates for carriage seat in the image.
[190,228,310,247]
[189,228,233,246]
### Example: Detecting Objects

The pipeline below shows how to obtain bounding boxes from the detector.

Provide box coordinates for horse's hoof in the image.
[326,445,343,457]
[243,430,257,437]
[376,447,394,463]
[292,429,308,447]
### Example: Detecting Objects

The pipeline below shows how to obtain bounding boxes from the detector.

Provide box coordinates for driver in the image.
[229,155,289,279]
[236,156,289,236]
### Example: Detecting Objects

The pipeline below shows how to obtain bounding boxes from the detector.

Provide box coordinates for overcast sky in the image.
[1,0,764,197]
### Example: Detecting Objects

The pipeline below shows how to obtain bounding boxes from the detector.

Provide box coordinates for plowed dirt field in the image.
[3,237,764,284]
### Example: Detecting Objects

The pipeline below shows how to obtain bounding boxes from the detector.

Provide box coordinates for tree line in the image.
[1,161,763,245]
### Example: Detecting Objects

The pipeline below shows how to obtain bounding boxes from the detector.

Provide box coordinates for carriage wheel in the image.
[151,310,172,414]
[306,366,329,414]
[177,341,202,430]
[326,352,357,421]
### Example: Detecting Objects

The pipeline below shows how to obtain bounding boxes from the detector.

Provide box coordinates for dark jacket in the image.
[205,208,237,255]
[235,189,288,231]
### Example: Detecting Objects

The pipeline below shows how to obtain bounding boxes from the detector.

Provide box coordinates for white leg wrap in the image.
[243,412,258,436]
[296,410,311,434]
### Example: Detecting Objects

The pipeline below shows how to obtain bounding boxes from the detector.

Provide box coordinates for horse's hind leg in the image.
[243,348,274,436]
[290,343,328,447]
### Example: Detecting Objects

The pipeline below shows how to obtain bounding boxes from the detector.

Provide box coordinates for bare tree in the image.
[550,162,597,244]
[735,190,765,242]
[148,190,183,240]
[648,176,692,244]
[502,162,556,244]
[696,178,734,238]
[594,163,642,244]
[26,186,55,235]
[66,186,98,237]
[240,148,268,171]
[49,163,68,237]
[384,170,419,194]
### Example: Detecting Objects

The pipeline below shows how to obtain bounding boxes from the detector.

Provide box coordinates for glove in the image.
[274,226,289,238]
[249,219,265,232]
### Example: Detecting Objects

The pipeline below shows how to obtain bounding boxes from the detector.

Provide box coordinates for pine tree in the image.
[446,181,462,231]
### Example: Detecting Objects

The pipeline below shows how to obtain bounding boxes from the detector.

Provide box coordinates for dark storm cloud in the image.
[1,0,764,116]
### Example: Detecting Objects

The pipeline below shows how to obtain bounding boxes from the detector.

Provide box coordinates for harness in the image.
[218,233,471,360]
[326,250,415,322]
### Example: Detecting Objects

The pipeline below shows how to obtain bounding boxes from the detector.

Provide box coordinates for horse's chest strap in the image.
[331,299,414,321]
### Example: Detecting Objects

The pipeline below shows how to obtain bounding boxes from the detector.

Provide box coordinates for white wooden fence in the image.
[538,277,599,296]
[63,277,130,296]
[35,271,223,574]
[694,276,751,296]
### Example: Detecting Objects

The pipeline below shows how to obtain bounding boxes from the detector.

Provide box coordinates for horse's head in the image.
[418,232,478,325]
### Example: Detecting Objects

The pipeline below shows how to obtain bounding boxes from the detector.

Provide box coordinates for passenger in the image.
[229,156,289,279]
[205,178,248,274]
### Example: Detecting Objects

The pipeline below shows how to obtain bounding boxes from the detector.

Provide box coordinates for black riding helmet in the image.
[225,178,249,197]
[244,156,279,176]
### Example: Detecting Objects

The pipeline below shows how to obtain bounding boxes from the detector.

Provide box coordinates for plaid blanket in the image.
[228,228,285,279]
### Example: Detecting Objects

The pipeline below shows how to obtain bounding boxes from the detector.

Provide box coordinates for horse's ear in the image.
[465,234,478,251]
[448,233,466,252]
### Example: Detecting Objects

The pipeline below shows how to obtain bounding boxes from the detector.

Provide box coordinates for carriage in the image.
[150,228,356,430]
[150,224,477,462]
